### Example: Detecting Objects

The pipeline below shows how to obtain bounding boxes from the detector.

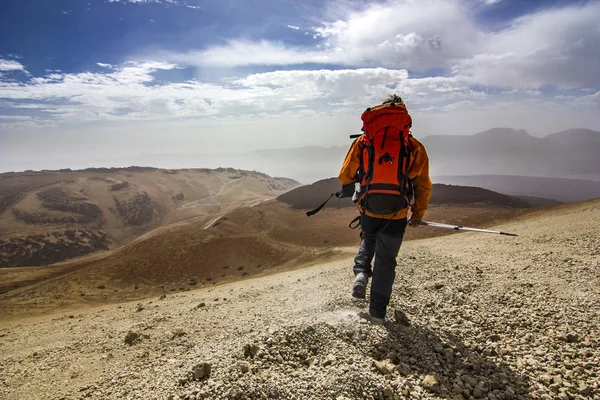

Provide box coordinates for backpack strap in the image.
[306,193,335,216]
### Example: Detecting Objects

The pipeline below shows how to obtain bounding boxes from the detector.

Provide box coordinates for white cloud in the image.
[1,65,416,127]
[167,0,600,90]
[4,60,592,136]
[482,0,501,4]
[177,0,477,71]
[168,40,326,67]
[287,25,300,30]
[0,59,26,72]
[453,1,600,88]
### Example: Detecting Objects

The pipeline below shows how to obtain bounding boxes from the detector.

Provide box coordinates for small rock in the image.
[124,331,141,346]
[444,348,455,361]
[191,363,211,380]
[488,334,501,342]
[422,375,439,392]
[171,329,187,340]
[504,387,515,400]
[196,303,206,309]
[566,332,579,343]
[382,385,393,397]
[237,361,250,374]
[323,354,336,367]
[373,360,394,375]
[462,375,478,388]
[159,294,166,300]
[473,384,487,398]
[578,385,591,396]
[243,343,260,358]
[396,362,411,375]
[393,309,410,326]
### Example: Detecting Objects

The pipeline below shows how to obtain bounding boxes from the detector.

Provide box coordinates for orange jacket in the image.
[338,135,432,221]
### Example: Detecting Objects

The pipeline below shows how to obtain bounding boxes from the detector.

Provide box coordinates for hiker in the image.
[338,95,432,324]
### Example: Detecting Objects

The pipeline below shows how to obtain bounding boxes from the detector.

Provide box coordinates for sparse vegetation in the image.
[0,192,26,214]
[97,285,106,289]
[109,181,129,192]
[237,266,244,271]
[113,192,158,226]
[0,229,111,267]
[12,208,98,225]
[188,280,197,286]
[172,192,184,201]
[34,186,103,222]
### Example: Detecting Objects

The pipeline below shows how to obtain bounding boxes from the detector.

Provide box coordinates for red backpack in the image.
[356,104,413,215]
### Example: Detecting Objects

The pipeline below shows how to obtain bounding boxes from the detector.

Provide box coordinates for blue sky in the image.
[1,0,599,172]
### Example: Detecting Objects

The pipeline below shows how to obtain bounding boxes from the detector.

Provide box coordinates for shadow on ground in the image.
[375,317,531,399]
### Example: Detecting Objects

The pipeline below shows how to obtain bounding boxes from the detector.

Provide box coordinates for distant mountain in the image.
[421,128,600,181]
[433,175,600,203]
[51,128,599,185]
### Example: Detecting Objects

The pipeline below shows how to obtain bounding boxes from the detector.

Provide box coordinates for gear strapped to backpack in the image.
[355,104,414,215]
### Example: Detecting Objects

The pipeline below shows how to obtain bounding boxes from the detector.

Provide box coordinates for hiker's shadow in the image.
[375,319,532,399]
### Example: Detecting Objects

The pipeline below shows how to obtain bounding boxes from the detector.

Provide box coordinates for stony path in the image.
[0,200,598,400]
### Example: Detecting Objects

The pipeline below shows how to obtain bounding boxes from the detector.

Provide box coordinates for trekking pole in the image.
[418,221,518,236]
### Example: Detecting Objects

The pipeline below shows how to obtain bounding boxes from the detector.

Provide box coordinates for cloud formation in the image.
[171,0,600,89]
[1,0,599,157]
[0,59,27,72]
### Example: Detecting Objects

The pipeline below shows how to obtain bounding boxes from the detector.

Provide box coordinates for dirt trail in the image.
[0,200,598,400]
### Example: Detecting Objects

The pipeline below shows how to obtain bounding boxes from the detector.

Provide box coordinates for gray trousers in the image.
[353,215,407,318]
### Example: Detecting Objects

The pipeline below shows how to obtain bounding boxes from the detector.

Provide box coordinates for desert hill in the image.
[0,179,536,309]
[0,167,298,267]
[277,178,532,210]
[0,199,598,400]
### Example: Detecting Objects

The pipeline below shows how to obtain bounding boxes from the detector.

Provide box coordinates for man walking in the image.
[338,95,432,324]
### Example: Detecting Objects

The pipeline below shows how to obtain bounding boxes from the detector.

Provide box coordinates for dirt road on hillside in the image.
[0,200,598,400]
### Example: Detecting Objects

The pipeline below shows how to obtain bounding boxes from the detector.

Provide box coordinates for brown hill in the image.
[0,167,298,267]
[0,179,534,313]
[277,178,532,210]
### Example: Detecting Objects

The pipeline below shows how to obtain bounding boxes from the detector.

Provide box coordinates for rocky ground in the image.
[0,200,598,400]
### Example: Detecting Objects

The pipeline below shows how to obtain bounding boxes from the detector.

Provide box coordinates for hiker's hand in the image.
[336,183,355,198]
[408,219,420,228]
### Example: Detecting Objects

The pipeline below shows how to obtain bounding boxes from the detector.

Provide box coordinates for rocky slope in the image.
[0,167,298,267]
[0,200,598,399]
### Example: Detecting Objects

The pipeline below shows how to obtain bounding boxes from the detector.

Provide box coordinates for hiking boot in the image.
[369,315,386,325]
[352,272,368,299]
[358,311,386,325]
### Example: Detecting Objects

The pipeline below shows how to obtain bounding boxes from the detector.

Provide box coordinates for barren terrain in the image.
[0,168,298,267]
[0,200,598,400]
